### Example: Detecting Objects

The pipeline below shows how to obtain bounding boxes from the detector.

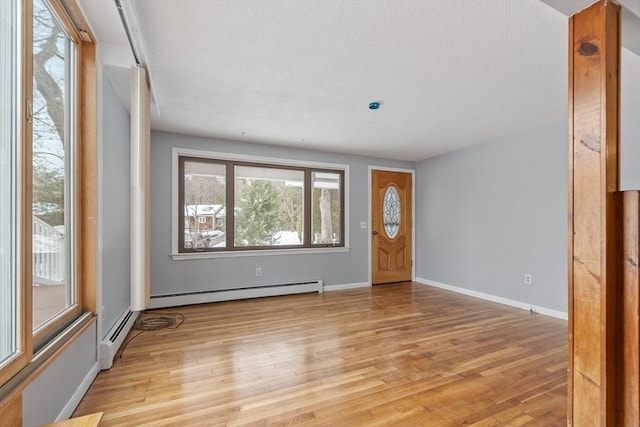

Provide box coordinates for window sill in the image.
[170,246,350,261]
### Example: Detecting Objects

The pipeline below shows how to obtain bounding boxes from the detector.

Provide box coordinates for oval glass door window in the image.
[383,185,400,238]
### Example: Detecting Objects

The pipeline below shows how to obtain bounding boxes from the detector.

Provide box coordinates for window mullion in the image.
[340,170,345,246]
[303,169,311,247]
[22,0,34,362]
[178,157,185,251]
[225,161,234,249]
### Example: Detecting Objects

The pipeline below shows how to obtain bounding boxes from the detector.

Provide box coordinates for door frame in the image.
[367,166,416,285]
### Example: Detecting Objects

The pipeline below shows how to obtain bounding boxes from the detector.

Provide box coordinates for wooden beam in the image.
[78,40,98,316]
[619,191,640,425]
[568,1,620,425]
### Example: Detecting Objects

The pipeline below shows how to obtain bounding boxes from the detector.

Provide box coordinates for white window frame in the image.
[171,147,350,260]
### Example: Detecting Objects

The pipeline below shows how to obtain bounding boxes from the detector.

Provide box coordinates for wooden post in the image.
[619,191,640,425]
[568,1,620,426]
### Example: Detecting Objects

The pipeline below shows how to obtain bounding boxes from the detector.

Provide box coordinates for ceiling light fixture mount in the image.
[368,101,380,110]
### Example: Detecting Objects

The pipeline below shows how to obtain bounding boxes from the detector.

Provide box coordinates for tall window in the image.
[178,156,345,253]
[0,0,17,367]
[32,0,76,332]
[311,172,342,245]
[182,159,226,250]
[0,0,95,389]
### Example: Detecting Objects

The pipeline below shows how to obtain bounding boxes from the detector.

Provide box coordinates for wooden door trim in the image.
[367,166,415,285]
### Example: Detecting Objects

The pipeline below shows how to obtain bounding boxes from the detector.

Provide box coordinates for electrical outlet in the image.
[256,267,262,277]
[524,274,532,285]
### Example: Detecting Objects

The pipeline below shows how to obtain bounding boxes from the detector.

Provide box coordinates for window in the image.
[181,159,226,250]
[177,153,347,254]
[32,0,77,333]
[0,0,96,389]
[0,0,17,368]
[234,165,304,248]
[311,172,342,244]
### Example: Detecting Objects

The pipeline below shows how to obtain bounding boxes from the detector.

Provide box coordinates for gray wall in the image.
[415,122,569,313]
[415,47,640,314]
[100,70,131,335]
[22,323,97,427]
[150,131,413,295]
[621,47,640,190]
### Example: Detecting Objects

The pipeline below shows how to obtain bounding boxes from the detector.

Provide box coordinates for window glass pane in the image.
[32,0,75,330]
[234,166,304,247]
[0,0,17,364]
[312,172,341,244]
[183,160,226,249]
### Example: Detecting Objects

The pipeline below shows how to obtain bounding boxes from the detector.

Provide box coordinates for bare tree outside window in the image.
[32,0,74,329]
[312,172,341,244]
[278,185,303,239]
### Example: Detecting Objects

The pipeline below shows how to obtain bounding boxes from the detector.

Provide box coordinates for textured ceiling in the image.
[84,1,575,161]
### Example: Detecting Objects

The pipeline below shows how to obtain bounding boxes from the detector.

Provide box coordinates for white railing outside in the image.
[32,216,64,285]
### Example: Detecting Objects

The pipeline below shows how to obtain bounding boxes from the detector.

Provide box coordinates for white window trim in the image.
[171,147,350,260]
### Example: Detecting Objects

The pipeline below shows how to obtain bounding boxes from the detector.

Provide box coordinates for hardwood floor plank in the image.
[75,283,567,425]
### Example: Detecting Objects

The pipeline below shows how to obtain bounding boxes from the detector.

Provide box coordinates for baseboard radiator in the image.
[147,280,324,309]
[99,309,139,370]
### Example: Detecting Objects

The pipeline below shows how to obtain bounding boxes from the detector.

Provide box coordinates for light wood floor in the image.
[74,283,567,426]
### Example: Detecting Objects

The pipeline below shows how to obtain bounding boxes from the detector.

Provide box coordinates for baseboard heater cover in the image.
[148,280,324,309]
[99,309,139,370]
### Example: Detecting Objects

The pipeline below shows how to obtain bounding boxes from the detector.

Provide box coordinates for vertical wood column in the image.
[79,40,97,315]
[568,1,620,426]
[619,191,640,425]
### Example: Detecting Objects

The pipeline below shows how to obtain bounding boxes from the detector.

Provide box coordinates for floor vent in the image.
[99,309,139,370]
[148,280,323,309]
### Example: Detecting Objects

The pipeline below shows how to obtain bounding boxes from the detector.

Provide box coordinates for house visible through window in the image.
[178,156,345,253]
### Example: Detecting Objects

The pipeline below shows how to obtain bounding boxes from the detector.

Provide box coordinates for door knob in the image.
[372,230,378,235]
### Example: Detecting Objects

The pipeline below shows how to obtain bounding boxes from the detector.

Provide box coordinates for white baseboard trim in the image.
[415,277,568,320]
[148,281,323,309]
[55,361,99,422]
[323,282,371,291]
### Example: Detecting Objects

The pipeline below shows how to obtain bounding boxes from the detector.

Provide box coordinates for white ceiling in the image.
[77,0,638,162]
